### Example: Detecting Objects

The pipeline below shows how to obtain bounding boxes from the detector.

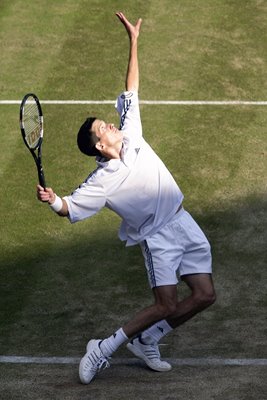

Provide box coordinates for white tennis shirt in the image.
[64,91,184,246]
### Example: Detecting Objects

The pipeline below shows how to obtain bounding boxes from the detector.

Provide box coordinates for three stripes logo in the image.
[119,95,132,130]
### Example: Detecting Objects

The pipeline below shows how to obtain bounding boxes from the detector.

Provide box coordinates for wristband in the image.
[49,194,63,213]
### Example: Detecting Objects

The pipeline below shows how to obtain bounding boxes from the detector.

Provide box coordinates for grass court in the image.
[0,1,266,399]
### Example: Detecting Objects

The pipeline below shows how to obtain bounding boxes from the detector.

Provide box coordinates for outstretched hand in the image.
[116,12,142,41]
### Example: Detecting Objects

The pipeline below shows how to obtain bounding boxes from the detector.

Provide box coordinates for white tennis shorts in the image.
[140,208,212,288]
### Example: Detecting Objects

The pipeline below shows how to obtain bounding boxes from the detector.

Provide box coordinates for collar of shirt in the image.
[96,157,121,172]
[95,135,131,171]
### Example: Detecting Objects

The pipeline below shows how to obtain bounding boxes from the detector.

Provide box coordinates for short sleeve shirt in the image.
[64,91,184,246]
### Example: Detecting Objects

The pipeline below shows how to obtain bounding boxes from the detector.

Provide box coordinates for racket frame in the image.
[20,93,46,188]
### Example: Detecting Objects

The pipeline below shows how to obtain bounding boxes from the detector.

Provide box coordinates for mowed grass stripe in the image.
[0,0,85,99]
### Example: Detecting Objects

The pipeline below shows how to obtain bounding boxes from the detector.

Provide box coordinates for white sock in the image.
[100,328,128,357]
[141,320,173,344]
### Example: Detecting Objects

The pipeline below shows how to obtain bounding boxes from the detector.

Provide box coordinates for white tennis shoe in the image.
[126,336,172,372]
[79,339,110,384]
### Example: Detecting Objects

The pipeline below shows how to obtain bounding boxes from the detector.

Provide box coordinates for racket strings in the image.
[23,98,42,148]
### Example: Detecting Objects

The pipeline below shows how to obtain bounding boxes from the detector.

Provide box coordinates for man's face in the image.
[92,119,123,154]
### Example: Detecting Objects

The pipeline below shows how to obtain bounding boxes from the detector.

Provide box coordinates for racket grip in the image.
[38,168,46,189]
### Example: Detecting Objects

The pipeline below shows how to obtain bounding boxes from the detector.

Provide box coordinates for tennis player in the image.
[37,12,216,384]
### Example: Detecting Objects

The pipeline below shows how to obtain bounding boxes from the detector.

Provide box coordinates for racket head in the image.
[20,93,43,150]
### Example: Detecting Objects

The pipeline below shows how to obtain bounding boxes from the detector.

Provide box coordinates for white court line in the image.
[0,100,267,105]
[0,355,267,366]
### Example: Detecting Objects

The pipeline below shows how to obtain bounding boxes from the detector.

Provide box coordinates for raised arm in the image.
[116,12,142,92]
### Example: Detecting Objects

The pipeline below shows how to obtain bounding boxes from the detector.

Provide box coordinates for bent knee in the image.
[193,289,216,309]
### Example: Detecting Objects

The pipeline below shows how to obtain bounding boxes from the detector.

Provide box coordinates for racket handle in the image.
[38,168,46,189]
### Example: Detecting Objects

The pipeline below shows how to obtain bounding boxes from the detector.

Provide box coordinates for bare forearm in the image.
[126,38,139,91]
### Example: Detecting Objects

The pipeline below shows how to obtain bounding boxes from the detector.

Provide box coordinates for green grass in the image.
[0,0,267,397]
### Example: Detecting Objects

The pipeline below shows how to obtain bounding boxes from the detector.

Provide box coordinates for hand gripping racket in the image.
[20,93,46,188]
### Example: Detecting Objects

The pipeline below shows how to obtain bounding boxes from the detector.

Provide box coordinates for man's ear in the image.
[95,142,104,151]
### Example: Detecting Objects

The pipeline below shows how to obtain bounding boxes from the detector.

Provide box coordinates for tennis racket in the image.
[20,93,46,188]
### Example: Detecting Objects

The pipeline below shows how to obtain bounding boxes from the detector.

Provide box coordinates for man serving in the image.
[37,12,215,385]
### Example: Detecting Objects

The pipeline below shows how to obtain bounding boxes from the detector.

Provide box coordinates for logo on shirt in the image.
[119,98,132,130]
[121,92,133,99]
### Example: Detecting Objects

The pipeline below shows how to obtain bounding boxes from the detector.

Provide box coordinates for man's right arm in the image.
[37,185,69,217]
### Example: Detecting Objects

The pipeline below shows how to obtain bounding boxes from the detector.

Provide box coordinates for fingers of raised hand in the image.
[116,12,142,34]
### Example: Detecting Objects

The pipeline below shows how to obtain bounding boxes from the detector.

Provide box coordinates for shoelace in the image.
[84,351,110,374]
[97,357,110,372]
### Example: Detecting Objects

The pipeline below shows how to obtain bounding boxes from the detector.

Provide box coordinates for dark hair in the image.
[77,117,102,157]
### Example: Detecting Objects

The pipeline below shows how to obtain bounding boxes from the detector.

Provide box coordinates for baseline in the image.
[0,355,267,366]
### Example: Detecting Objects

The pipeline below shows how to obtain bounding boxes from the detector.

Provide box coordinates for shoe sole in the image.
[126,342,172,372]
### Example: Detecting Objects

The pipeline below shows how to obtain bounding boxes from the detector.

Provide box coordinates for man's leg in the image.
[80,274,216,383]
[79,283,179,383]
[140,273,215,340]
[127,273,215,341]
[122,284,178,338]
[128,274,215,370]
[166,273,216,327]
[123,284,178,371]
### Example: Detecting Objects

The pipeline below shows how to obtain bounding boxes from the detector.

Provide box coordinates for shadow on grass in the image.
[0,193,266,358]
